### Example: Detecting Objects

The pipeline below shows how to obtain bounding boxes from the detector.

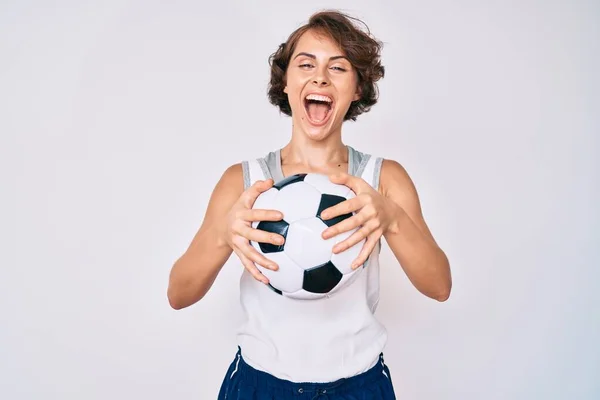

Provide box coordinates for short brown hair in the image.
[267,10,385,122]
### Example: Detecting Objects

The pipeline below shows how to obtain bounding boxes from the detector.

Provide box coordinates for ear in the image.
[353,81,361,101]
[284,86,288,94]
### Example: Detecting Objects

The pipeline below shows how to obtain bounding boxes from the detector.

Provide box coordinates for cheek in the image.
[283,78,299,96]
[285,89,301,105]
[334,75,359,97]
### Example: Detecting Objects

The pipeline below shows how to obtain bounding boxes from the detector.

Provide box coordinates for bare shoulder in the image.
[196,162,245,230]
[379,158,437,240]
[379,159,416,198]
[209,163,245,207]
[219,162,244,191]
[186,162,245,248]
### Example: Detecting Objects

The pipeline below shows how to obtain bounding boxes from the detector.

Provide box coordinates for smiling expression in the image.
[284,29,361,141]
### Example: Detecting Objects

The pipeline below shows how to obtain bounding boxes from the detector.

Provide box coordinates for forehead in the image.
[293,29,345,57]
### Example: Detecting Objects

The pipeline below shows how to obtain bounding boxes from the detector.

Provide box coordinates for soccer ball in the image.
[250,173,366,300]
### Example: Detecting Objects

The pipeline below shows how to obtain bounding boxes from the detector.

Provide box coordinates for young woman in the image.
[167,10,452,399]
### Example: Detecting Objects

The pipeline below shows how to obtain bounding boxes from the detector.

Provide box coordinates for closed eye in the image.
[299,64,347,72]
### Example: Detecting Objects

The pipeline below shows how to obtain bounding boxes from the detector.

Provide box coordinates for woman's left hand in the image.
[320,172,399,270]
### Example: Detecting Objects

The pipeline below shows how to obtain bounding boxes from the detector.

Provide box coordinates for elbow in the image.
[167,265,192,310]
[433,280,452,302]
[167,291,184,310]
[425,272,452,302]
[169,300,185,311]
[167,285,190,310]
[419,285,451,302]
[434,288,451,302]
[433,258,452,302]
[167,283,203,310]
[168,294,195,310]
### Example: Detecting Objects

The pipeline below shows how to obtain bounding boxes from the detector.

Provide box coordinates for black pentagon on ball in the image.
[255,220,289,253]
[267,283,283,295]
[273,173,306,190]
[317,194,353,228]
[303,261,343,293]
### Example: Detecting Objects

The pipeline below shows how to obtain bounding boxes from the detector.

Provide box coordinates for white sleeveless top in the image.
[235,145,388,383]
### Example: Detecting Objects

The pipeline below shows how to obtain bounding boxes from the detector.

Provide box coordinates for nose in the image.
[312,76,329,87]
[312,67,329,87]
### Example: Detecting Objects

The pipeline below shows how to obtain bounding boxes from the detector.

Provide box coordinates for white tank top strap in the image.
[242,158,272,190]
[357,153,385,268]
[358,155,384,190]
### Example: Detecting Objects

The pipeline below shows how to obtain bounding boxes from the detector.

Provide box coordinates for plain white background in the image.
[1,0,598,399]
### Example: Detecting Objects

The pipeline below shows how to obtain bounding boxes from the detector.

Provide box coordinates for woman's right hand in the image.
[222,179,285,284]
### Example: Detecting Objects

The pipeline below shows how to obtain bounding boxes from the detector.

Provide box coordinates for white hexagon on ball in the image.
[304,173,354,199]
[275,182,321,223]
[286,288,329,300]
[256,251,304,293]
[251,187,280,229]
[284,217,335,269]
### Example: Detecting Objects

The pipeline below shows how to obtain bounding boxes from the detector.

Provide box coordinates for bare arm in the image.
[380,159,452,301]
[166,164,243,309]
[167,164,285,310]
[320,164,451,302]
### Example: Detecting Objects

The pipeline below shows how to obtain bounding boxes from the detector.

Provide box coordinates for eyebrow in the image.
[293,52,349,62]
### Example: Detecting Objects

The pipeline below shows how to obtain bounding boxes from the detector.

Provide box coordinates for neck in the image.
[281,126,347,168]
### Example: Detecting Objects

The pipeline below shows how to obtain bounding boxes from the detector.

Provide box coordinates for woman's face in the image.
[284,29,360,142]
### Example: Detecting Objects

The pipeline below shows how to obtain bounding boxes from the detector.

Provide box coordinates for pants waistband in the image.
[230,346,388,397]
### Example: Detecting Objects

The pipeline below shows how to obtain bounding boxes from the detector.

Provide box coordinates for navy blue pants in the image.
[218,347,397,399]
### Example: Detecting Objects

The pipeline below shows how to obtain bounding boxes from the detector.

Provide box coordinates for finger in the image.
[242,179,274,207]
[237,223,285,246]
[320,196,362,221]
[332,223,374,254]
[239,208,283,222]
[321,196,363,220]
[328,171,351,184]
[239,241,279,271]
[328,172,366,193]
[321,213,365,239]
[350,233,379,270]
[235,248,269,284]
[252,178,274,191]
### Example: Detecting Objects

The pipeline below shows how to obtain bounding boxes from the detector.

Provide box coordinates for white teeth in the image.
[305,94,332,103]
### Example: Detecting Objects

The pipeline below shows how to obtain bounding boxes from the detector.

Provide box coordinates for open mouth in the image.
[303,94,334,126]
